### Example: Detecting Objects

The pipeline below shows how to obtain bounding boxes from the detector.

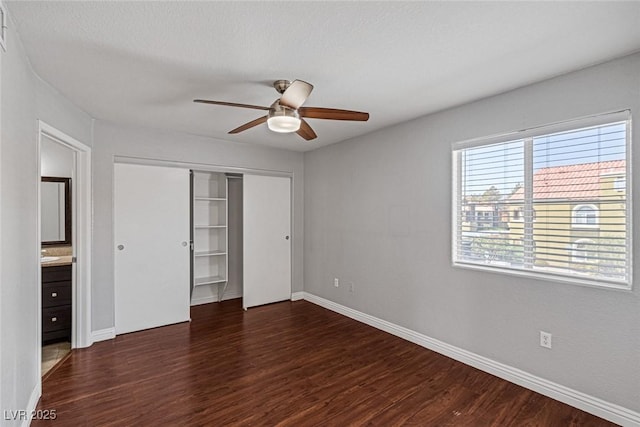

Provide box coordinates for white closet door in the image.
[243,174,291,309]
[114,163,190,334]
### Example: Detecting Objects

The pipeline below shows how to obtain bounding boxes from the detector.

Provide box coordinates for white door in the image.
[243,174,291,309]
[114,163,191,334]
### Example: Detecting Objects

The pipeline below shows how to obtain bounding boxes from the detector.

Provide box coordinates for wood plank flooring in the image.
[35,299,616,426]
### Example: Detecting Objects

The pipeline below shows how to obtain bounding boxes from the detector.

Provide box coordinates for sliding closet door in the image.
[243,174,291,309]
[114,163,191,334]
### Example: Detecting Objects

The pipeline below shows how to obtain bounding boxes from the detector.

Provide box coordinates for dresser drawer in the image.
[43,281,72,308]
[42,306,72,333]
[42,265,72,282]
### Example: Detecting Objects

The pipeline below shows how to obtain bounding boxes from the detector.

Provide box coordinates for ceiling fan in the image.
[194,79,369,141]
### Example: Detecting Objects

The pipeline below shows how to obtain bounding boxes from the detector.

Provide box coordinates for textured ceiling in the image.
[6,1,640,152]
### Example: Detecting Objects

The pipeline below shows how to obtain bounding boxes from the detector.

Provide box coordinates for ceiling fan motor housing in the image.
[273,80,292,94]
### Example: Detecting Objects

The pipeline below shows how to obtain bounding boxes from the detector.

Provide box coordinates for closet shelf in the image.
[194,276,226,286]
[194,250,227,257]
[191,170,229,304]
[194,197,227,201]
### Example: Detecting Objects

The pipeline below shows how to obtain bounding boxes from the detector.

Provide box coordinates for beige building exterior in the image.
[461,160,626,279]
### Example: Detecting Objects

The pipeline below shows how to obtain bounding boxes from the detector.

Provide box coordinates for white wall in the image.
[1,19,39,426]
[35,76,93,147]
[304,53,640,416]
[40,135,73,177]
[91,121,304,331]
[0,16,93,425]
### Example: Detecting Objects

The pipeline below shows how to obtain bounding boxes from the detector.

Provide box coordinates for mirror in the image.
[41,177,71,246]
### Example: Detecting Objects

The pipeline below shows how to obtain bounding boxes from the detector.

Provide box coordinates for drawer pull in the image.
[51,292,58,297]
[51,317,57,322]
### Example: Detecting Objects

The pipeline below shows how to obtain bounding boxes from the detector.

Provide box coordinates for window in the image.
[464,206,475,223]
[513,208,522,221]
[572,239,596,263]
[452,113,631,289]
[512,207,535,222]
[477,210,494,228]
[572,204,598,227]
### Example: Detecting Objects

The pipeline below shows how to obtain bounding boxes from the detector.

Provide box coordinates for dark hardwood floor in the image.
[35,299,616,426]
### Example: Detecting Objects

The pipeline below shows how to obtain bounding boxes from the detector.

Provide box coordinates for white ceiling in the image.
[6,1,640,152]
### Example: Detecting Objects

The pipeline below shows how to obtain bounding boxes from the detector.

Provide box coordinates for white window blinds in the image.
[452,115,631,288]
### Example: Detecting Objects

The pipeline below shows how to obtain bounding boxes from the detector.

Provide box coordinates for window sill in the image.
[452,261,632,291]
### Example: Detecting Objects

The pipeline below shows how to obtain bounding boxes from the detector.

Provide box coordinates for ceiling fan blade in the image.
[299,107,369,121]
[279,80,314,109]
[228,116,268,134]
[194,99,269,111]
[296,119,317,141]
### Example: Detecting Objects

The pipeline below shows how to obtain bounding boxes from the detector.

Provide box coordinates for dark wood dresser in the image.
[42,265,72,343]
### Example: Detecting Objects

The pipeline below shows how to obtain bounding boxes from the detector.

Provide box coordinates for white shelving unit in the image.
[191,171,228,304]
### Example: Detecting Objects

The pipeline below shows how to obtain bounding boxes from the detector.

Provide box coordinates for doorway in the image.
[37,122,92,379]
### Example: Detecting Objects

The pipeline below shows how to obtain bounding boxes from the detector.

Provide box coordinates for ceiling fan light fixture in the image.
[267,102,301,133]
[267,116,301,133]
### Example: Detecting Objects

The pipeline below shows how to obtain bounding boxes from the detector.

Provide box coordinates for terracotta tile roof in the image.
[508,160,625,201]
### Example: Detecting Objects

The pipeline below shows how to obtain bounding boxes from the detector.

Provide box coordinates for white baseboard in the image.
[21,381,41,427]
[290,291,304,301]
[90,327,115,343]
[191,293,242,306]
[221,291,242,301]
[302,292,640,427]
[190,295,217,306]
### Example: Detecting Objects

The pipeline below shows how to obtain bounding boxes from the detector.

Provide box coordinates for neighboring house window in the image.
[513,208,522,221]
[572,204,598,227]
[465,206,474,223]
[452,112,631,289]
[512,207,535,222]
[477,211,493,228]
[572,239,597,264]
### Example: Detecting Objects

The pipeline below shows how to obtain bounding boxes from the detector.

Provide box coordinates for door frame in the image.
[37,122,92,375]
[112,156,295,305]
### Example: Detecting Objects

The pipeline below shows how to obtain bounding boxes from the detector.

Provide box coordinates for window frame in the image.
[451,110,632,291]
[0,2,6,52]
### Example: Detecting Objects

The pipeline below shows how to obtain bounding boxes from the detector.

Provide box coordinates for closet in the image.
[114,163,292,335]
[190,171,243,305]
[190,171,291,308]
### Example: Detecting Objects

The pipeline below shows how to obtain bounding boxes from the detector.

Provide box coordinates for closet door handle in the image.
[285,235,290,240]
[117,244,125,251]
[51,292,58,298]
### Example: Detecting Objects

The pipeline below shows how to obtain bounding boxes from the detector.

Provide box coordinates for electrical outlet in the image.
[540,331,552,349]
[334,278,339,288]
[348,282,354,293]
